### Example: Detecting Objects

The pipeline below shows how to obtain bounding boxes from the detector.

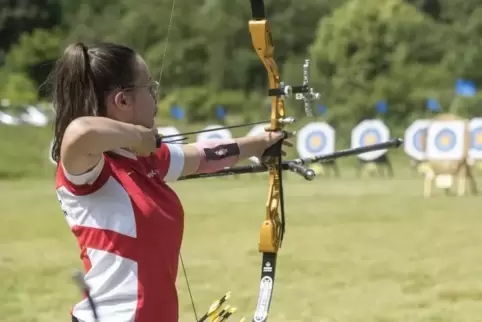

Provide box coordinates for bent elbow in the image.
[62,117,97,156]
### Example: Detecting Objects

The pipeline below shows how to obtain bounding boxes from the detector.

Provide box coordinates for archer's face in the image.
[129,56,158,128]
[105,55,158,128]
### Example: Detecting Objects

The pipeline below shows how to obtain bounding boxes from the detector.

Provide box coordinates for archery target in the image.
[351,119,390,161]
[404,119,430,161]
[296,122,335,159]
[469,118,482,159]
[426,120,465,161]
[196,124,233,142]
[156,126,182,143]
[246,124,269,164]
[48,139,56,165]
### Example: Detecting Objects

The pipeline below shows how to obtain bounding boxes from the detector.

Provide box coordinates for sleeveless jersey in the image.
[55,144,185,322]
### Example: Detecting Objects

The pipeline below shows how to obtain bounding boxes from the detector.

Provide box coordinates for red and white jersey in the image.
[55,144,185,322]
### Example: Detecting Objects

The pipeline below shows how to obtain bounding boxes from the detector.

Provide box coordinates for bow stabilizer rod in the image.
[177,139,403,181]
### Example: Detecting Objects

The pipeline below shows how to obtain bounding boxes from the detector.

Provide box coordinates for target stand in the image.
[423,114,477,197]
[351,120,393,178]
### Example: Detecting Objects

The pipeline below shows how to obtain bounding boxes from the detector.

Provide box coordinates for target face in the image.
[156,126,182,143]
[435,129,456,152]
[404,120,430,161]
[426,120,465,161]
[351,119,390,161]
[246,124,269,163]
[296,122,335,159]
[469,118,482,159]
[196,124,233,142]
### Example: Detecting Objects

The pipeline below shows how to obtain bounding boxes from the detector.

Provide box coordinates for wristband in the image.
[193,139,240,173]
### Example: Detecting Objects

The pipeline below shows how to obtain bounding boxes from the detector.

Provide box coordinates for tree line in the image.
[1,0,482,134]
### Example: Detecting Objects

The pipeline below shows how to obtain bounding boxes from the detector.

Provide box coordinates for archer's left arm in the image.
[154,134,283,181]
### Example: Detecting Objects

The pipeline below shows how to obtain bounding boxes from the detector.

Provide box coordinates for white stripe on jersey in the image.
[72,249,138,322]
[62,156,105,185]
[164,144,185,182]
[57,177,137,237]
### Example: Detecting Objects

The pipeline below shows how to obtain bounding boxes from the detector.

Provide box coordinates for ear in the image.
[113,91,133,111]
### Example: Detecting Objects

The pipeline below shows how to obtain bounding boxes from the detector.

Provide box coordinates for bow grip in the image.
[260,131,289,161]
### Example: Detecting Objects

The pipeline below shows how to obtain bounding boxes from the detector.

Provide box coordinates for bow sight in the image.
[267,59,320,117]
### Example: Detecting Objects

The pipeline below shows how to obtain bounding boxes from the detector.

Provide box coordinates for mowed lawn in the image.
[1,173,482,322]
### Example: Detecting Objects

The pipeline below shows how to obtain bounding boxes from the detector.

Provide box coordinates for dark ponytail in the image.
[49,42,137,163]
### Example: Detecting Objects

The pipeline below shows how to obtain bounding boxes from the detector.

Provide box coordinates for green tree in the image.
[1,28,64,98]
[310,0,453,130]
[0,0,61,65]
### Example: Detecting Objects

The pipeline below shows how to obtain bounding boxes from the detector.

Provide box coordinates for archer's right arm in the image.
[61,116,156,176]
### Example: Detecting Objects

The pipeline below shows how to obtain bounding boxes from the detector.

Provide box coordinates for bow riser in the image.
[248,21,285,131]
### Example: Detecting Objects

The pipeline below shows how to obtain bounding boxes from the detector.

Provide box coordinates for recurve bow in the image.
[248,1,320,321]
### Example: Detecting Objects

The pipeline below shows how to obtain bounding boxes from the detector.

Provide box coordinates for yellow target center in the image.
[441,135,450,145]
[310,137,321,147]
[365,134,376,145]
[476,133,482,144]
[418,134,425,146]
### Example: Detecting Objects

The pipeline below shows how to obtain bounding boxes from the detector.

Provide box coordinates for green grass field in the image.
[1,173,482,322]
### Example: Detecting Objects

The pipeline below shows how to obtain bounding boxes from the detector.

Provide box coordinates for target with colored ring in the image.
[468,118,482,160]
[404,119,430,161]
[296,122,335,159]
[412,129,426,152]
[425,120,465,161]
[351,119,390,161]
[434,128,457,152]
[359,129,381,147]
[470,126,482,151]
[305,131,327,154]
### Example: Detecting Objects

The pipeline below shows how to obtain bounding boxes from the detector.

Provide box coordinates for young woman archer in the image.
[50,42,287,322]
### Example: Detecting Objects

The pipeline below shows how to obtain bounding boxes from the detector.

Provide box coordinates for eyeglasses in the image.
[123,80,160,98]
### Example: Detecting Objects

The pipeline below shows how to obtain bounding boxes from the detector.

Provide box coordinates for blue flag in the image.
[455,79,476,97]
[316,104,327,115]
[426,98,441,112]
[375,100,388,114]
[215,105,226,121]
[170,104,184,120]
